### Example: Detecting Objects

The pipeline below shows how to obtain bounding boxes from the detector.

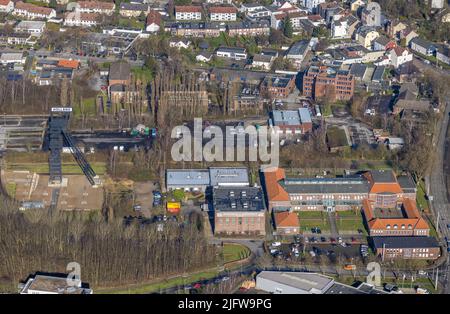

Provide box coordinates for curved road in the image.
[428,99,450,293]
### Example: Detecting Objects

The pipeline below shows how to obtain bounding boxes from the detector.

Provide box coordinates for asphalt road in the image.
[428,99,450,293]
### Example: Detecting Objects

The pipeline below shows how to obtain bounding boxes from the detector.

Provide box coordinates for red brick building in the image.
[303,65,354,101]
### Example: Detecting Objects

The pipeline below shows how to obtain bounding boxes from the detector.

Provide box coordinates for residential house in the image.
[361,1,381,27]
[373,36,396,51]
[175,5,202,20]
[13,1,56,20]
[303,0,326,13]
[436,45,450,65]
[146,9,162,33]
[350,0,365,12]
[119,3,149,18]
[76,1,115,15]
[0,0,13,13]
[331,19,348,38]
[389,47,413,68]
[64,12,99,27]
[165,21,225,38]
[14,20,46,34]
[209,6,237,21]
[274,211,300,235]
[386,20,406,39]
[401,29,419,46]
[251,54,274,71]
[216,46,247,60]
[169,39,191,49]
[240,4,271,19]
[227,20,270,37]
[410,37,436,56]
[270,11,308,30]
[196,51,212,62]
[356,27,379,49]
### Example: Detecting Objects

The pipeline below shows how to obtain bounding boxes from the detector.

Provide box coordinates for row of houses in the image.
[163,20,270,38]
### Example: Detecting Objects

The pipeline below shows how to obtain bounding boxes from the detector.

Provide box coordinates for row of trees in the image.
[0,195,216,291]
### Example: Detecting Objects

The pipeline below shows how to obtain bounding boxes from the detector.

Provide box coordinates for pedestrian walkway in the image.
[328,211,339,237]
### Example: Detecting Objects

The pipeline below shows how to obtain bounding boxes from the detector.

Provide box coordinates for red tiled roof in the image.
[0,0,11,6]
[274,211,299,228]
[209,6,237,14]
[146,9,161,26]
[77,1,115,10]
[175,5,202,13]
[57,59,80,69]
[15,1,54,15]
[263,168,290,202]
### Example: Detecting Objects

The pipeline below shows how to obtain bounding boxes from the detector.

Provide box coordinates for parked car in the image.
[271,241,281,247]
[343,264,356,271]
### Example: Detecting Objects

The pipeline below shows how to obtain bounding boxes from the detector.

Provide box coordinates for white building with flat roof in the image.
[19,274,92,294]
[14,20,46,34]
[166,169,210,192]
[256,271,335,294]
[209,167,249,187]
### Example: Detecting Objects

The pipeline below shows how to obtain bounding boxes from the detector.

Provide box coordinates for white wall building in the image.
[14,20,46,34]
[175,6,202,20]
[209,7,237,21]
[0,0,14,13]
[389,47,413,68]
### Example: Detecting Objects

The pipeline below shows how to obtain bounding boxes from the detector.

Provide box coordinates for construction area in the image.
[1,170,103,211]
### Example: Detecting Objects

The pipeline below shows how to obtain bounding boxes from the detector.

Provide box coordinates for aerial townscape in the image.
[0,0,449,299]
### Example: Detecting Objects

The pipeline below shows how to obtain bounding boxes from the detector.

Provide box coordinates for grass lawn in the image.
[297,211,330,232]
[336,218,365,232]
[7,162,107,175]
[297,211,326,219]
[96,270,220,294]
[5,182,16,198]
[222,243,251,263]
[416,179,429,212]
[72,97,98,117]
[335,210,360,217]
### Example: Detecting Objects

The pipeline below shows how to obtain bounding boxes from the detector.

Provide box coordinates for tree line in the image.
[0,195,216,292]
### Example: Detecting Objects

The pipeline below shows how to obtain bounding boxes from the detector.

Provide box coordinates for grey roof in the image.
[373,36,390,46]
[109,61,130,81]
[253,53,272,63]
[325,282,387,294]
[371,236,440,249]
[166,169,210,186]
[227,20,270,29]
[287,40,309,57]
[370,169,396,183]
[350,63,368,79]
[397,175,416,192]
[15,20,46,30]
[410,37,436,50]
[120,3,148,10]
[281,176,370,194]
[213,186,264,212]
[209,167,249,186]
[216,46,247,54]
[371,66,385,82]
[257,271,334,293]
[271,108,312,126]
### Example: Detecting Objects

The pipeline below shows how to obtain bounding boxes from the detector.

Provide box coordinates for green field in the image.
[96,269,220,294]
[7,162,107,175]
[416,180,429,212]
[222,243,251,264]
